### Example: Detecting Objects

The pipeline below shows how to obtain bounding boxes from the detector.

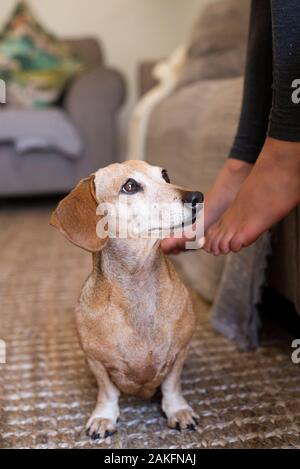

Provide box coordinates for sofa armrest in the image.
[63,65,126,170]
[64,65,126,116]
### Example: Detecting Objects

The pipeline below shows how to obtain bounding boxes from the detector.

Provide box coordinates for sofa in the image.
[0,37,126,197]
[135,0,300,317]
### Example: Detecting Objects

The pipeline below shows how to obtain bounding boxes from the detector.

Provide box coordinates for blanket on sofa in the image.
[211,232,271,350]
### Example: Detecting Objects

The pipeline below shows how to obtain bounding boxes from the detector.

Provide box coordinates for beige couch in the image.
[143,0,300,315]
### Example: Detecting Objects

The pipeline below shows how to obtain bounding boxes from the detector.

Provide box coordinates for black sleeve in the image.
[268,0,300,142]
[229,0,273,164]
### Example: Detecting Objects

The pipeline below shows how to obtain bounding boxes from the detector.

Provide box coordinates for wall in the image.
[0,0,214,154]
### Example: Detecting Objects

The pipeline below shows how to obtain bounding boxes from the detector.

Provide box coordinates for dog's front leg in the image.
[86,358,120,440]
[161,348,198,431]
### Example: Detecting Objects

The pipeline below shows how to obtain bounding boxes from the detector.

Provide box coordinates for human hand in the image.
[161,231,205,255]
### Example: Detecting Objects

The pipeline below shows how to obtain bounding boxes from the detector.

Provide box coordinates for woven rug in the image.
[0,202,299,449]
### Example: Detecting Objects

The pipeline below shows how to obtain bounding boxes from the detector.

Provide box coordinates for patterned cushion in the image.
[0,1,84,108]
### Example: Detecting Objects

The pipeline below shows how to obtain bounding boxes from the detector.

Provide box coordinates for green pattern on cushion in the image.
[0,1,84,107]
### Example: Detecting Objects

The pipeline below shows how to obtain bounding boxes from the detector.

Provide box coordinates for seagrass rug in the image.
[0,201,299,449]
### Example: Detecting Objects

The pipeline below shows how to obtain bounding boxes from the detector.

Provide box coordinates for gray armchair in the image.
[0,37,126,197]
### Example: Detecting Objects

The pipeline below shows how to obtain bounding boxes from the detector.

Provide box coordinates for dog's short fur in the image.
[51,160,202,439]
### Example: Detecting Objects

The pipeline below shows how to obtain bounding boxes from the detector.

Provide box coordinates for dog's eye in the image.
[121,178,140,194]
[162,169,170,184]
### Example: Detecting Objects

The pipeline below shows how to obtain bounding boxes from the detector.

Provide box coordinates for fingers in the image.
[161,235,203,255]
[161,238,178,254]
[161,237,186,255]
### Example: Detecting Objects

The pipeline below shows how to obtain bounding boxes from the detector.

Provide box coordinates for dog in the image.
[50,160,203,439]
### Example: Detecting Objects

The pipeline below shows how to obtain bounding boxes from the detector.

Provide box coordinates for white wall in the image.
[0,0,212,153]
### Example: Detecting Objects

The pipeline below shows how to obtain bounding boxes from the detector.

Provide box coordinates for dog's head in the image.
[50,160,203,252]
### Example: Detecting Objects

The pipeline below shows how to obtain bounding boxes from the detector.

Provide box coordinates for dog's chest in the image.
[104,313,178,393]
[99,301,176,363]
[77,259,194,394]
[79,295,184,390]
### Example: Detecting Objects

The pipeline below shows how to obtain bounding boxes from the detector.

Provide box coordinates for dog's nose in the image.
[182,191,204,206]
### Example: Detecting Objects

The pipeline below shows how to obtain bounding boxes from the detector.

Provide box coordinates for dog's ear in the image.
[50,175,107,252]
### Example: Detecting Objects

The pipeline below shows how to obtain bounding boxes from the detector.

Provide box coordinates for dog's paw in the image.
[86,417,118,440]
[167,408,198,431]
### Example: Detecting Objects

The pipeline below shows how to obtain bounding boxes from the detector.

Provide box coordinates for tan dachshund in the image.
[51,160,203,440]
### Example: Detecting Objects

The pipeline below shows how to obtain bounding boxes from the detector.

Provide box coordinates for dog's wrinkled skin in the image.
[51,160,201,440]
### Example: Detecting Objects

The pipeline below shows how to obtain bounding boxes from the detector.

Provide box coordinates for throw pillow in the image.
[0,1,84,107]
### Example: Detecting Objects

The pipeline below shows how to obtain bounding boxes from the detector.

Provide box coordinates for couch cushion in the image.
[178,0,250,86]
[0,143,80,196]
[0,108,83,158]
[146,76,243,301]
